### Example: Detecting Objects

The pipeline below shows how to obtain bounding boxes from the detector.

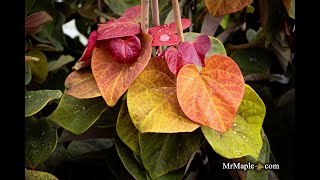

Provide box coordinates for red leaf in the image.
[106,36,142,64]
[148,18,191,46]
[120,5,141,22]
[73,31,97,70]
[178,34,211,67]
[150,28,180,46]
[164,47,180,75]
[97,17,140,40]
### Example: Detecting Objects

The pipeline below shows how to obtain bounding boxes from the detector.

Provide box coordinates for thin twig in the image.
[172,0,184,42]
[97,0,106,23]
[141,0,150,34]
[151,0,160,26]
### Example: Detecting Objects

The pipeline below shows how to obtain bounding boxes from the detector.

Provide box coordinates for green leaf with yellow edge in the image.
[184,32,226,56]
[139,130,202,179]
[127,57,200,133]
[204,0,253,16]
[115,139,147,180]
[25,169,58,180]
[282,0,295,19]
[49,92,108,134]
[25,90,62,117]
[92,33,152,107]
[201,84,266,160]
[65,70,101,99]
[25,63,32,85]
[116,100,140,155]
[25,50,48,84]
[177,54,245,133]
[25,117,58,168]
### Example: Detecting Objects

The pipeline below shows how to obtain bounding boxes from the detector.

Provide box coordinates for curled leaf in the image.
[120,5,141,22]
[25,11,53,35]
[106,36,142,64]
[73,31,97,70]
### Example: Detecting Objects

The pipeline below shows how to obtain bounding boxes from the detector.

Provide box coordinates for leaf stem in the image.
[97,0,106,23]
[151,0,160,26]
[172,0,184,42]
[141,0,150,34]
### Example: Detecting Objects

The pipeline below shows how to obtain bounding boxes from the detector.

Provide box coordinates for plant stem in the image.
[172,0,184,42]
[141,0,150,34]
[151,0,160,26]
[97,0,106,23]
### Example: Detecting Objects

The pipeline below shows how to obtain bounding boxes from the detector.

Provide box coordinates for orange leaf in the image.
[91,33,153,106]
[204,0,253,17]
[177,54,245,132]
[65,70,101,99]
[127,57,200,133]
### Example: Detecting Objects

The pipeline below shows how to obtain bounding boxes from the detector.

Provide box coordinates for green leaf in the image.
[48,55,75,72]
[103,0,140,16]
[115,139,147,180]
[25,90,62,117]
[49,92,108,134]
[25,169,58,180]
[116,100,140,155]
[246,130,271,180]
[25,63,32,85]
[66,138,114,157]
[25,0,35,16]
[25,50,48,84]
[202,84,266,160]
[25,117,58,168]
[183,32,227,56]
[246,28,257,42]
[139,130,201,179]
[230,48,273,76]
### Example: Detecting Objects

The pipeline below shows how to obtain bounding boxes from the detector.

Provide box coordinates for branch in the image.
[141,0,150,34]
[97,0,106,23]
[151,0,160,26]
[172,0,184,42]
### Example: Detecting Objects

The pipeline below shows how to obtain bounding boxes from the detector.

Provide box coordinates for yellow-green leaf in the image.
[26,50,48,84]
[25,90,62,117]
[127,58,200,133]
[25,169,58,180]
[201,84,266,160]
[204,0,253,16]
[282,0,295,19]
[116,100,140,155]
[25,63,32,85]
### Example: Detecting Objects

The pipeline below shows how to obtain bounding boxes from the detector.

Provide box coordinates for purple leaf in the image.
[106,36,142,64]
[164,46,180,75]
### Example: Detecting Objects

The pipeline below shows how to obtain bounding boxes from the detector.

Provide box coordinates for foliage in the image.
[25,0,295,179]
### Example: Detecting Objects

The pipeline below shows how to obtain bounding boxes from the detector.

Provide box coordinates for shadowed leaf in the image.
[25,117,58,168]
[92,33,152,107]
[116,100,140,155]
[177,54,245,132]
[202,85,266,160]
[65,70,101,99]
[25,11,53,35]
[201,13,222,36]
[139,130,201,179]
[49,93,108,134]
[25,90,62,117]
[127,58,200,133]
[282,0,295,19]
[48,55,75,71]
[103,0,140,16]
[25,170,58,180]
[25,63,32,85]
[204,0,253,16]
[25,50,48,84]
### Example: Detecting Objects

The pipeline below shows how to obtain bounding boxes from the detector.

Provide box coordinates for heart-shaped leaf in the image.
[205,0,253,16]
[25,90,62,117]
[73,31,97,70]
[148,18,191,46]
[25,117,58,168]
[116,100,140,155]
[201,85,266,160]
[25,170,58,180]
[48,93,108,134]
[127,57,200,133]
[65,70,101,99]
[139,130,202,179]
[97,17,141,41]
[177,54,245,132]
[106,36,141,64]
[92,33,152,107]
[178,34,211,66]
[164,46,180,75]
